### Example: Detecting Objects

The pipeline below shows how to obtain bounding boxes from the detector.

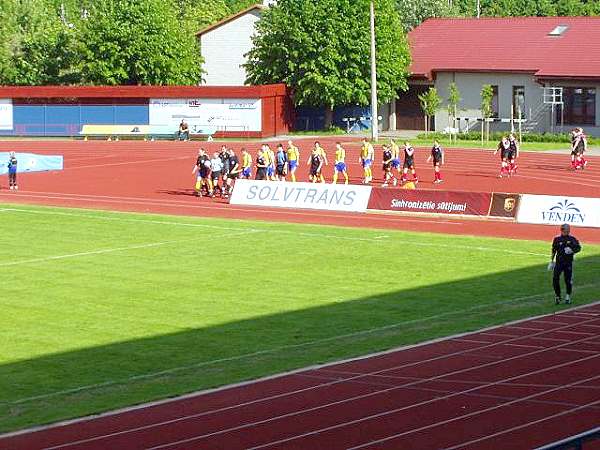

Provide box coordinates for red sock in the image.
[437,171,442,180]
[413,173,418,180]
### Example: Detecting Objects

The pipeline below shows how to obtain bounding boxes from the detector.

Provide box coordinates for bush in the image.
[416,131,597,145]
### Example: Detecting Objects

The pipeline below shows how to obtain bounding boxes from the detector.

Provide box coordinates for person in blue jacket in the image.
[7,151,17,190]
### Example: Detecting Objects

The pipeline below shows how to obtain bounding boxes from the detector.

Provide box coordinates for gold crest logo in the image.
[504,198,516,212]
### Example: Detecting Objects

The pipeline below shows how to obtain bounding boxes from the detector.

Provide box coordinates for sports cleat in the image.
[555,296,562,305]
[392,178,397,186]
[565,295,572,304]
[382,183,388,187]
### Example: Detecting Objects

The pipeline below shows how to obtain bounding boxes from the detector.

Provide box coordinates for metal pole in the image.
[477,0,480,18]
[370,0,378,142]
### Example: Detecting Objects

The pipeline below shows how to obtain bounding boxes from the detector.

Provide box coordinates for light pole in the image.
[370,0,378,142]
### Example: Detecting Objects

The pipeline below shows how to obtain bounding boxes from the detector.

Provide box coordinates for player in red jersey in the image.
[426,141,444,184]
[494,136,510,178]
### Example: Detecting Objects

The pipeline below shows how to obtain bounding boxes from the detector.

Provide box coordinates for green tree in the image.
[447,82,461,140]
[173,0,231,33]
[480,84,494,142]
[395,0,456,31]
[245,0,411,127]
[418,87,441,135]
[78,0,202,85]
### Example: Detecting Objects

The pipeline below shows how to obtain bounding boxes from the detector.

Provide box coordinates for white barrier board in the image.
[0,99,13,130]
[230,180,372,213]
[517,194,600,228]
[149,98,261,132]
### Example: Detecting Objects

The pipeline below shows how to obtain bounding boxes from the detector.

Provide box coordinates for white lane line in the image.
[1,206,548,256]
[442,398,600,450]
[151,336,600,450]
[65,156,189,170]
[0,230,259,268]
[346,373,600,450]
[41,317,599,450]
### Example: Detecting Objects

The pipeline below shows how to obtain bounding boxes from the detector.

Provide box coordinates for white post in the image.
[389,100,396,131]
[370,0,378,142]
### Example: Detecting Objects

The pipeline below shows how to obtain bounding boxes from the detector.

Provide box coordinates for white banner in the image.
[0,99,13,130]
[230,180,372,213]
[149,98,261,132]
[517,194,600,228]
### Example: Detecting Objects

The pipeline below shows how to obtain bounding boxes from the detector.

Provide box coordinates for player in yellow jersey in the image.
[390,139,402,176]
[359,138,375,184]
[332,142,349,184]
[286,140,300,182]
[241,148,252,179]
[314,141,328,183]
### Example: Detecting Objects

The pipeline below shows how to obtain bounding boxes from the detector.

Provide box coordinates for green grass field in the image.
[1,204,599,433]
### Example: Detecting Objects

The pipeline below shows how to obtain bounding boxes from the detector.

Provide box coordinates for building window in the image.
[560,87,596,126]
[491,85,499,118]
[513,86,525,119]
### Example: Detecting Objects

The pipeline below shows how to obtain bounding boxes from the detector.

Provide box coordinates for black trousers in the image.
[8,172,16,186]
[553,262,573,297]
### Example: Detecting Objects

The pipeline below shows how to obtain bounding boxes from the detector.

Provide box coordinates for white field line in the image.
[64,156,189,170]
[3,285,598,408]
[0,191,463,226]
[0,206,548,257]
[148,335,600,450]
[0,229,259,268]
[36,317,600,450]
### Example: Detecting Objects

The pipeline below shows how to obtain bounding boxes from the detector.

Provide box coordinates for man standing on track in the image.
[549,224,581,305]
[7,151,18,190]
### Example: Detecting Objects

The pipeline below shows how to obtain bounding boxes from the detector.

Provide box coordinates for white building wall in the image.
[434,72,542,134]
[434,72,600,136]
[199,10,262,86]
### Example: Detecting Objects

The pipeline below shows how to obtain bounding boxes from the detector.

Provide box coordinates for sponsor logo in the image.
[504,197,516,212]
[541,199,585,224]
[188,100,202,108]
[246,184,357,207]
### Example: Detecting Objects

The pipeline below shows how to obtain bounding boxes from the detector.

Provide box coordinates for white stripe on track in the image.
[346,373,600,450]
[148,333,600,449]
[39,314,600,450]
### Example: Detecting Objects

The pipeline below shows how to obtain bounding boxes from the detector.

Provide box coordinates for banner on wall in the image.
[149,98,262,133]
[230,180,372,213]
[489,193,520,218]
[0,99,13,130]
[0,152,63,175]
[367,188,492,217]
[517,195,600,228]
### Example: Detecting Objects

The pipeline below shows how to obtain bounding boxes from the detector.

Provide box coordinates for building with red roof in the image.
[395,17,600,135]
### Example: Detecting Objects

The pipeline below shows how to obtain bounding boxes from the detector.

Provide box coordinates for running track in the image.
[2,303,599,450]
[1,139,600,243]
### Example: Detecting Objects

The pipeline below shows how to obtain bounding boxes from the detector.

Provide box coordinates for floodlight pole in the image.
[370,0,378,142]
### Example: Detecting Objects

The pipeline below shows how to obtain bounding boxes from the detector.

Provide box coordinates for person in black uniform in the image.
[427,141,444,184]
[381,145,396,187]
[192,148,212,197]
[507,133,519,175]
[549,223,581,305]
[400,141,418,184]
[219,146,231,192]
[309,149,323,183]
[224,148,240,198]
[255,149,268,180]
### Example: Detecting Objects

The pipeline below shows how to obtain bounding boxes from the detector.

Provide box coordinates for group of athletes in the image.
[191,138,449,197]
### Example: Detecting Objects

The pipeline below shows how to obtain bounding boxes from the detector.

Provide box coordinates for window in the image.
[559,88,596,125]
[513,86,525,119]
[491,85,499,118]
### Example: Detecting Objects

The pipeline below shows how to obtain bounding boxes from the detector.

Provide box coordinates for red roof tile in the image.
[408,17,600,80]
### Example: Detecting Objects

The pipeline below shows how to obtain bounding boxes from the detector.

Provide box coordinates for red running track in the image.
[0,139,599,243]
[2,303,599,450]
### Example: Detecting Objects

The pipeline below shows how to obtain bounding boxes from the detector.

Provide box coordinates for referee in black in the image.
[549,224,581,305]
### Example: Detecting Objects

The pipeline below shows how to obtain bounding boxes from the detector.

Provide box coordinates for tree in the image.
[480,84,494,142]
[77,0,203,85]
[245,0,411,128]
[447,82,461,140]
[173,0,231,33]
[395,0,456,31]
[418,87,441,135]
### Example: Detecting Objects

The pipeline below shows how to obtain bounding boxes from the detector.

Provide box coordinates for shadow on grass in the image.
[0,257,598,433]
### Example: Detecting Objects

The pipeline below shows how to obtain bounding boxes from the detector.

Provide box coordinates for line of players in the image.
[191,139,447,196]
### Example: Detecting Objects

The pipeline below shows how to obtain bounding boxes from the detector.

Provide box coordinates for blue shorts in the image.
[391,159,401,168]
[289,160,298,171]
[335,162,347,172]
[267,166,274,176]
[362,158,372,168]
[242,167,251,178]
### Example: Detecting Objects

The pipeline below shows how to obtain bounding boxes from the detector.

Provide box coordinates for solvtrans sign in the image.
[230,180,372,213]
[517,194,600,228]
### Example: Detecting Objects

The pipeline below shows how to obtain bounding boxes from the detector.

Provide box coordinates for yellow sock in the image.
[292,173,296,182]
[333,173,338,184]
[344,173,349,184]
[195,180,201,190]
